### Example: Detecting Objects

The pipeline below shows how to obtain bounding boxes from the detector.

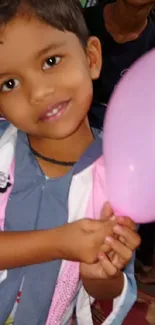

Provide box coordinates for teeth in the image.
[53,108,59,114]
[46,107,59,117]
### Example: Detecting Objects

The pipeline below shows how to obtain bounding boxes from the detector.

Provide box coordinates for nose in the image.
[28,79,55,105]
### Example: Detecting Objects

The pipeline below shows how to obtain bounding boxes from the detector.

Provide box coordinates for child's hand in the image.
[104,214,141,271]
[57,216,117,264]
[80,203,141,280]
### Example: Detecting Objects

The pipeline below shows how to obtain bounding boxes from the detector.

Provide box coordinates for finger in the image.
[100,248,125,270]
[80,262,107,279]
[105,236,133,262]
[101,247,125,269]
[116,216,136,231]
[107,250,115,260]
[99,253,118,277]
[101,248,125,270]
[100,202,113,221]
[118,235,126,244]
[113,225,141,250]
[100,243,111,254]
[100,245,115,261]
[110,253,125,270]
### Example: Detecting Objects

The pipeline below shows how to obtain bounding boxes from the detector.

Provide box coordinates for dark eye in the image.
[42,56,61,70]
[1,79,20,92]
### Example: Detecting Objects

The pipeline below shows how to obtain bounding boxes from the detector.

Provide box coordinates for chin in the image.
[42,122,82,140]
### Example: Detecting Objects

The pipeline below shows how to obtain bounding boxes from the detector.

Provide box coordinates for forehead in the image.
[0,16,80,70]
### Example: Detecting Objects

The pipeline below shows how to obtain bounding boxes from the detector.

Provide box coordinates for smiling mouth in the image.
[39,99,70,122]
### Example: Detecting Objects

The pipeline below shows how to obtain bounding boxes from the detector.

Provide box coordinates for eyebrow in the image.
[0,72,13,79]
[0,41,66,79]
[35,41,66,59]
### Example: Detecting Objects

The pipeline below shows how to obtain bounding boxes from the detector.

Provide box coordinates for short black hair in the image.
[0,0,89,47]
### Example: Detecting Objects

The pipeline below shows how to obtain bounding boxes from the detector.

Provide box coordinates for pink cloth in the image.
[46,156,106,324]
[0,160,15,230]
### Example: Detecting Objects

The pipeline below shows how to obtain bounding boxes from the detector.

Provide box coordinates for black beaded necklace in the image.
[30,147,76,167]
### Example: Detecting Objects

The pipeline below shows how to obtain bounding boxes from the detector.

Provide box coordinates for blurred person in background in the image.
[84,0,155,105]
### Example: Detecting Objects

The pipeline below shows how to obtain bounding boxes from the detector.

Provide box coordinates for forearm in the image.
[0,228,62,270]
[81,272,124,300]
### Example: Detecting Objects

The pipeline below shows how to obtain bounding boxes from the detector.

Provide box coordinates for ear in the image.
[86,36,102,80]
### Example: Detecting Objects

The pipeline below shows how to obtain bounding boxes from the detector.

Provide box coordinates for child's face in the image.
[0,15,101,139]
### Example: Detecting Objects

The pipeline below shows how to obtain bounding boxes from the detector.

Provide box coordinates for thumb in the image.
[100,202,113,221]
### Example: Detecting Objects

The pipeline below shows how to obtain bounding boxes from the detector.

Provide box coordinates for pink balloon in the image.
[103,49,155,223]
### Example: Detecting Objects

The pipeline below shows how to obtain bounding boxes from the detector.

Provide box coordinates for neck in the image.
[29,118,94,164]
[104,0,152,42]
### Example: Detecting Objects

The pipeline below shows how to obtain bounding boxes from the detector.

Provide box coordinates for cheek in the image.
[73,69,93,107]
[0,95,30,126]
[67,68,93,119]
[59,61,93,103]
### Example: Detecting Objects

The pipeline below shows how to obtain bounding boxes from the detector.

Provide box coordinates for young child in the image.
[0,0,140,324]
